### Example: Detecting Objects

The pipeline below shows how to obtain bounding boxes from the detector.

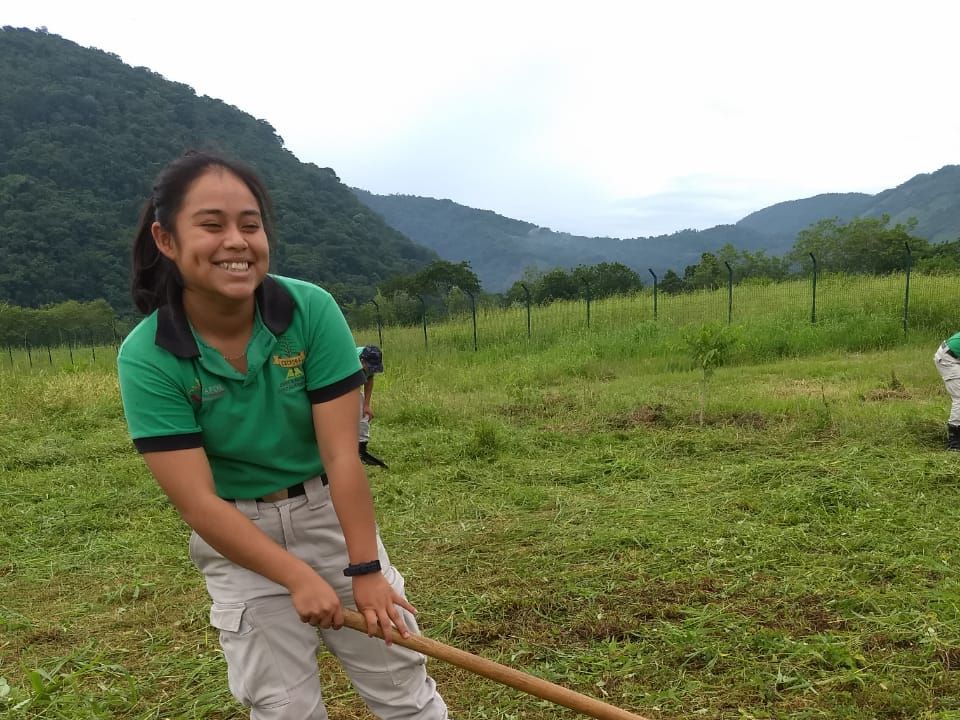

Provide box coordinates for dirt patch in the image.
[744,593,848,634]
[24,627,65,645]
[939,647,960,670]
[608,404,669,429]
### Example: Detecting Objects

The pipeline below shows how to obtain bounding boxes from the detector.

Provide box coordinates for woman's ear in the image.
[152,221,177,260]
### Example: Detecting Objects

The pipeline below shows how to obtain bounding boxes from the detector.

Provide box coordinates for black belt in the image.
[943,343,958,359]
[270,481,307,500]
[224,474,327,503]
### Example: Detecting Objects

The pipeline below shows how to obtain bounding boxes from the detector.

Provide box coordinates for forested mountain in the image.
[735,193,873,239]
[737,166,960,243]
[355,165,960,292]
[0,27,435,312]
[353,189,785,292]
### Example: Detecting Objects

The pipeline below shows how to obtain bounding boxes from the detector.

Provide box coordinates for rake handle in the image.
[341,608,651,720]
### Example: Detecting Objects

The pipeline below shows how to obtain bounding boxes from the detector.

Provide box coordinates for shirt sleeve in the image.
[117,349,203,452]
[947,332,960,356]
[302,286,365,403]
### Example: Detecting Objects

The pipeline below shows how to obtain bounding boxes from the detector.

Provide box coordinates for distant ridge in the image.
[354,165,960,292]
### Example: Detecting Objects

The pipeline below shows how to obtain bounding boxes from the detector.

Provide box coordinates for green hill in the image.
[0,27,435,312]
[862,165,960,242]
[737,166,960,243]
[355,165,960,292]
[353,189,782,292]
[736,192,873,238]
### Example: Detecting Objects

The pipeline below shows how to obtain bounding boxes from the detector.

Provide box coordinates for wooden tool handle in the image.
[342,608,651,720]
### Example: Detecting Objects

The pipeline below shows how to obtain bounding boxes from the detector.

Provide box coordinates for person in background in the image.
[934,332,960,451]
[358,345,388,468]
[117,150,448,719]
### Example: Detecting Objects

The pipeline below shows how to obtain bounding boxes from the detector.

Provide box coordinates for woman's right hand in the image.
[288,571,344,629]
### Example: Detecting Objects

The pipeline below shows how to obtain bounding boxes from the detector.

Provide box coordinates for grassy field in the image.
[4,278,960,719]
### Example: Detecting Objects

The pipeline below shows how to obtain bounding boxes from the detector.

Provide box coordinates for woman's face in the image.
[153,167,269,305]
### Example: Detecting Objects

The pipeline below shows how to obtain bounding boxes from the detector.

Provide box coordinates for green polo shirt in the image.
[946,331,960,356]
[117,275,365,500]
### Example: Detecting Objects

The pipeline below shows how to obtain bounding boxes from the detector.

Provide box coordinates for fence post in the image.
[47,345,53,366]
[903,242,912,334]
[809,252,818,324]
[416,295,428,350]
[6,346,12,367]
[584,282,591,329]
[25,334,32,368]
[370,299,383,347]
[465,289,478,351]
[648,269,658,320]
[90,330,96,362]
[520,283,532,339]
[724,261,734,325]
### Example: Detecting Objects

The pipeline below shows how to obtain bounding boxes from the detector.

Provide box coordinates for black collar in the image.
[155,275,295,358]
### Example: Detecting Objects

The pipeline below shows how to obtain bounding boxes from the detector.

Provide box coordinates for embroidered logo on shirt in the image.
[188,379,226,406]
[203,383,226,401]
[274,348,307,391]
[272,350,305,369]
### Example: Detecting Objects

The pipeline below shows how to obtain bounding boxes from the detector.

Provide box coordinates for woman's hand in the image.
[352,573,417,645]
[288,571,344,629]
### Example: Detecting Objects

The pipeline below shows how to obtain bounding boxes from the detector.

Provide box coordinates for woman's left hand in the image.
[352,573,417,645]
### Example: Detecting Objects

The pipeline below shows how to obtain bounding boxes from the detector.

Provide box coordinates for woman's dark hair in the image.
[131,150,274,314]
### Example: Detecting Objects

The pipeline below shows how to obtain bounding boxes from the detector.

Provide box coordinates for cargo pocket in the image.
[209,602,290,710]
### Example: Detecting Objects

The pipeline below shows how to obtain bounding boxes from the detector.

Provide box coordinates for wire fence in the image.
[3,268,959,374]
[346,271,960,357]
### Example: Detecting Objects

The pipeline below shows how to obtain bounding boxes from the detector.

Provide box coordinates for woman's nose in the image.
[223,225,249,248]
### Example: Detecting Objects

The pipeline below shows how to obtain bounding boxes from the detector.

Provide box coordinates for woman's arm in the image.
[313,388,415,643]
[143,448,344,628]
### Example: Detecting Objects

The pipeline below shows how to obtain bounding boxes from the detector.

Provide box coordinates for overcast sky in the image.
[6,0,960,238]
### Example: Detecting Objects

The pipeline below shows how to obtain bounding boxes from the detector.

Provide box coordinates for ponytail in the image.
[130,198,181,314]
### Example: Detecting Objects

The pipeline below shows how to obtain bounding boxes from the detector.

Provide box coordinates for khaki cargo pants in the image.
[935,342,960,425]
[189,476,449,719]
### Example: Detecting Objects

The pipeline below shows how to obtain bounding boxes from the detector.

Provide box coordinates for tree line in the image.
[5,215,960,344]
[341,214,960,328]
[0,299,119,347]
[655,215,960,294]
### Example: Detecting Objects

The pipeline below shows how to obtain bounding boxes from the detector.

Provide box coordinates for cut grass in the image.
[3,313,960,718]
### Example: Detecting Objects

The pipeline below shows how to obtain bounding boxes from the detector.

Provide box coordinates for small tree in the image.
[659,269,684,294]
[680,323,742,425]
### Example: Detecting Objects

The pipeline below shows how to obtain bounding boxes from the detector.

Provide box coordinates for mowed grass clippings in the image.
[2,322,960,719]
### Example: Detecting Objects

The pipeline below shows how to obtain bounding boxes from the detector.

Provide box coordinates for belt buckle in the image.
[258,488,289,503]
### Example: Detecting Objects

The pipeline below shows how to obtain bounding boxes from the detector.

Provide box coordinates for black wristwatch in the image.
[343,559,382,577]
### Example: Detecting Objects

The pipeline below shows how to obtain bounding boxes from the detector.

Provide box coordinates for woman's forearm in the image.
[181,497,316,589]
[325,455,380,565]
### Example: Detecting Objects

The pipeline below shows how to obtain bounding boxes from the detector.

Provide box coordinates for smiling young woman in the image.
[149,167,271,370]
[118,150,450,719]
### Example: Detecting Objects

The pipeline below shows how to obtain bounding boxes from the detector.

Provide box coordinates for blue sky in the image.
[6,0,960,238]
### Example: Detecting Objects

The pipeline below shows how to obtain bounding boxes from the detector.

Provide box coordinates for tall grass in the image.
[353,273,959,363]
